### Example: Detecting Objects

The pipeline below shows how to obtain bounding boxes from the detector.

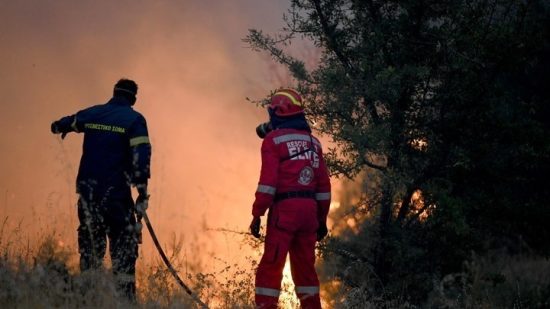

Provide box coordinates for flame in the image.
[279,257,300,308]
[410,137,428,151]
[409,190,436,221]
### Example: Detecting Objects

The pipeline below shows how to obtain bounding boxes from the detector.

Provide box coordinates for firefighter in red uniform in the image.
[250,89,331,309]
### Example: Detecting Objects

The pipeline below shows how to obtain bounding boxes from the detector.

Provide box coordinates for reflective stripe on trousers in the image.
[295,285,320,295]
[255,287,280,297]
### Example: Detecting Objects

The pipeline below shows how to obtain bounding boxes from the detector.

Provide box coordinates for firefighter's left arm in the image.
[128,114,152,190]
[252,136,279,218]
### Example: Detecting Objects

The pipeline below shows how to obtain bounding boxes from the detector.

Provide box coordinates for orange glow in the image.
[0,0,295,278]
[410,190,435,221]
[279,258,300,308]
[346,218,357,229]
[410,137,428,151]
[0,3,349,307]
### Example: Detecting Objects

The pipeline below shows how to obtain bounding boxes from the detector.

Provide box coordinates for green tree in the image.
[246,0,550,305]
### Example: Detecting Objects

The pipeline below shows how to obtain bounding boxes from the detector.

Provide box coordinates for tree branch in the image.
[310,0,353,72]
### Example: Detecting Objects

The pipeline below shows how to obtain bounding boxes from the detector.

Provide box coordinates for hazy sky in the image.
[0,0,297,267]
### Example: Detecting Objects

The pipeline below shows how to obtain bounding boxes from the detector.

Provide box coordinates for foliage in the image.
[427,252,550,308]
[245,0,550,306]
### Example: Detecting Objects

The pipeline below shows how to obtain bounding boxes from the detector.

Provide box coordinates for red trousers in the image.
[255,200,322,309]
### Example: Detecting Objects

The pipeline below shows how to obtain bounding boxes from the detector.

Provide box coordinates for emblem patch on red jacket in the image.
[298,166,314,185]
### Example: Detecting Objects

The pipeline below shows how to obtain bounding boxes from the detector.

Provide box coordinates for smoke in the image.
[0,0,288,267]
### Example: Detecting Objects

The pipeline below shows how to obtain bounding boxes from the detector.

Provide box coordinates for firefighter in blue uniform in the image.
[50,78,151,301]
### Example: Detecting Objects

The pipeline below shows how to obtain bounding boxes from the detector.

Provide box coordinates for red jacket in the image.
[252,128,331,223]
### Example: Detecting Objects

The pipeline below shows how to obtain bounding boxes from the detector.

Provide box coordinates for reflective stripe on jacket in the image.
[55,96,151,199]
[252,128,331,220]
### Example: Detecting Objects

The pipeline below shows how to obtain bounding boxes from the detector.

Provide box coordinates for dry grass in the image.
[3,216,548,308]
[0,218,298,308]
[0,218,258,309]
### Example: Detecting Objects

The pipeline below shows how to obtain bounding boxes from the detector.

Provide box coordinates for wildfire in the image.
[410,190,436,221]
[410,137,428,151]
[279,257,300,308]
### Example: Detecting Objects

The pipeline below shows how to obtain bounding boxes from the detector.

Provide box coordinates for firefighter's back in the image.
[269,128,324,233]
[76,98,142,198]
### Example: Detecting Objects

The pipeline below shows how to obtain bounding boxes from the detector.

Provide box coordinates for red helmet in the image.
[269,88,304,116]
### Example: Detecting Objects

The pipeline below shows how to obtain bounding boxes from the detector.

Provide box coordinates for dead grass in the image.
[4,216,548,308]
[0,220,257,309]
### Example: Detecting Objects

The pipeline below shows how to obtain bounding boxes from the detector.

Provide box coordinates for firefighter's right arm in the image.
[51,114,80,136]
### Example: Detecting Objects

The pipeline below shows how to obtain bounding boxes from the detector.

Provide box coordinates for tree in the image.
[245,0,550,304]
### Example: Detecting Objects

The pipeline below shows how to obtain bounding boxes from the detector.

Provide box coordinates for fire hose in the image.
[54,137,207,307]
[140,211,209,309]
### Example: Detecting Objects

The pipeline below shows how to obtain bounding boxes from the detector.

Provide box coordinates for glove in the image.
[136,184,148,197]
[135,193,149,219]
[51,121,60,134]
[135,221,143,244]
[249,216,261,238]
[51,121,68,139]
[317,221,328,241]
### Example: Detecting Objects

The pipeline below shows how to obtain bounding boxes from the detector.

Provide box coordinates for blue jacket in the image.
[53,96,151,200]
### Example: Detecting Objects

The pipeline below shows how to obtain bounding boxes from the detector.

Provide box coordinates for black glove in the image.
[134,185,148,244]
[134,221,143,244]
[250,216,261,238]
[51,121,60,134]
[317,222,328,241]
[51,121,68,139]
[136,184,148,197]
[135,193,149,219]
